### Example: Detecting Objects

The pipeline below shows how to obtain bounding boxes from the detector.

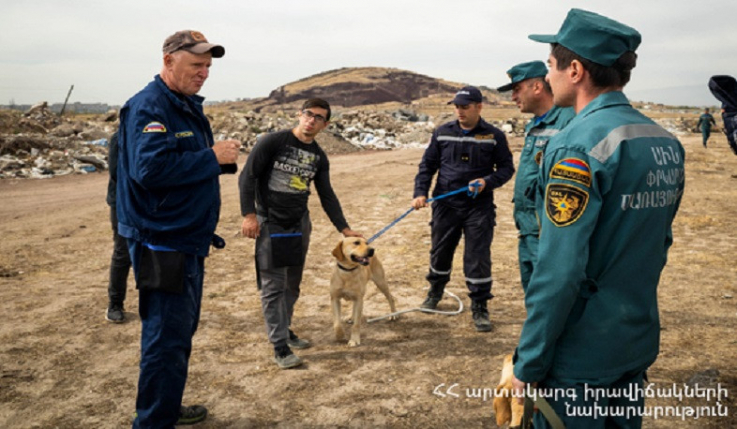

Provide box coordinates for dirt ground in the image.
[0,134,735,428]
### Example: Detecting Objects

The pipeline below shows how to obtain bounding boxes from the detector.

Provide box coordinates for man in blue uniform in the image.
[497,61,575,292]
[412,86,514,332]
[697,107,717,148]
[510,9,685,428]
[118,30,241,428]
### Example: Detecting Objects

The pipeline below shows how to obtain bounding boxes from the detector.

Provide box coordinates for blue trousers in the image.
[128,240,204,429]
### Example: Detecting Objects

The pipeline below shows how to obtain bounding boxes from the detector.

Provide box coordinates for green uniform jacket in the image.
[698,113,715,131]
[513,106,575,236]
[514,91,685,383]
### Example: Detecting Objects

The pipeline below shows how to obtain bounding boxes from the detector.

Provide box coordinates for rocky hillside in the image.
[229,67,501,112]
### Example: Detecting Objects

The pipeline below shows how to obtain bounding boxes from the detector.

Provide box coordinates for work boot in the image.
[105,303,125,323]
[274,345,303,369]
[471,300,492,332]
[177,405,208,425]
[420,284,445,310]
[287,329,311,349]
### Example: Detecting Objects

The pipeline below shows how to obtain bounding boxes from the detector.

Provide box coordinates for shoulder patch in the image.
[175,131,194,138]
[550,158,591,187]
[546,183,589,227]
[143,122,167,133]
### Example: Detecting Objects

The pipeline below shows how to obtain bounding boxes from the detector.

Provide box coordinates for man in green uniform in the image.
[697,107,716,147]
[511,9,685,428]
[497,61,575,292]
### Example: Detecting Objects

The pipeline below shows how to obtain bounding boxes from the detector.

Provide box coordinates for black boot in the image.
[471,300,492,332]
[421,284,445,309]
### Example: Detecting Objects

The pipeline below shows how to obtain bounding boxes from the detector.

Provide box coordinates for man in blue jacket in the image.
[412,86,514,332]
[497,61,575,292]
[117,30,240,428]
[511,9,685,428]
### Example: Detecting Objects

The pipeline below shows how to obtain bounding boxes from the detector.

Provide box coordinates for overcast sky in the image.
[1,0,735,107]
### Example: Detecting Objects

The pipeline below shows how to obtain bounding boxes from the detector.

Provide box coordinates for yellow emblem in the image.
[546,183,588,227]
[290,175,308,191]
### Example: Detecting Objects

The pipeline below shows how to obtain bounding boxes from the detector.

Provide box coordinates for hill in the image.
[219,67,506,113]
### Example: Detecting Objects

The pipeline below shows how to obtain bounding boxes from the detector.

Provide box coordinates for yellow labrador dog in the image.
[331,237,397,347]
[493,354,525,427]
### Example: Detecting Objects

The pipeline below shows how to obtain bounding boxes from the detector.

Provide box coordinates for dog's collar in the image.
[337,262,359,272]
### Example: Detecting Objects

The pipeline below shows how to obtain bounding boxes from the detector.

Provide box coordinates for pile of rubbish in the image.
[0,101,709,180]
[0,104,115,179]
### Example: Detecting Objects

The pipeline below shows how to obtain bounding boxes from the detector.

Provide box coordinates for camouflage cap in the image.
[162,30,225,58]
[529,8,640,67]
[497,61,548,92]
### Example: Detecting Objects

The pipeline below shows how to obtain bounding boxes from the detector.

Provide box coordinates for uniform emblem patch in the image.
[546,183,589,227]
[143,122,167,133]
[175,131,194,138]
[550,158,591,187]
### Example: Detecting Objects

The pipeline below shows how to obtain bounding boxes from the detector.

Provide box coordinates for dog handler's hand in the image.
[412,196,427,210]
[470,178,486,193]
[341,228,363,238]
[241,214,260,239]
[512,375,537,406]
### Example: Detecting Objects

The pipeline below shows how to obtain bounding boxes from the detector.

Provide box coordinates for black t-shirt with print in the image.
[239,129,349,231]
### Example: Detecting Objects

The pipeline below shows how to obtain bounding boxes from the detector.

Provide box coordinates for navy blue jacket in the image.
[414,118,514,208]
[708,75,737,155]
[117,75,222,257]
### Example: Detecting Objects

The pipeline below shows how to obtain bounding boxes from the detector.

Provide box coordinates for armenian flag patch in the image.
[550,158,591,187]
[143,122,167,133]
[546,183,588,227]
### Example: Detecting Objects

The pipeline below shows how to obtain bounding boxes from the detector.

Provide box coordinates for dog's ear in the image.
[332,240,345,261]
[493,389,512,426]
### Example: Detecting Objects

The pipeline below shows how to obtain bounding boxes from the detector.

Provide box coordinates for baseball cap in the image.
[448,86,483,105]
[163,30,225,58]
[528,8,640,67]
[497,61,548,92]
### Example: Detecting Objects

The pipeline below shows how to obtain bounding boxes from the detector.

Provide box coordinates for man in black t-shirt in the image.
[239,98,360,369]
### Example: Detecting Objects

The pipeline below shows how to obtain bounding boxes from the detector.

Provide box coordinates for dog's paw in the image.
[348,338,361,347]
[389,314,400,321]
[334,326,346,341]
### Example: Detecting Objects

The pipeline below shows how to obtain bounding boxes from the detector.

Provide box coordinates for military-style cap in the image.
[497,61,548,92]
[448,86,483,105]
[529,8,640,66]
[163,30,225,58]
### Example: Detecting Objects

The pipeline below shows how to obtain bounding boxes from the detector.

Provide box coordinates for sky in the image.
[1,0,735,108]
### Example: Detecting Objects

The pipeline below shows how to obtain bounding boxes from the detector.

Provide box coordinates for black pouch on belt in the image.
[269,224,304,268]
[137,246,186,293]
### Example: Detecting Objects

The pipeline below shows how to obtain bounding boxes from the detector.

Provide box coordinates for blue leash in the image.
[366,182,481,244]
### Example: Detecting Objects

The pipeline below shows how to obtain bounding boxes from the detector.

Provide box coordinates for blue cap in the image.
[529,8,641,67]
[497,61,548,92]
[448,86,483,105]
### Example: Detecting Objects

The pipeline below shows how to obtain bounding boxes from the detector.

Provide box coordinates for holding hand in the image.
[213,139,241,164]
[412,196,428,210]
